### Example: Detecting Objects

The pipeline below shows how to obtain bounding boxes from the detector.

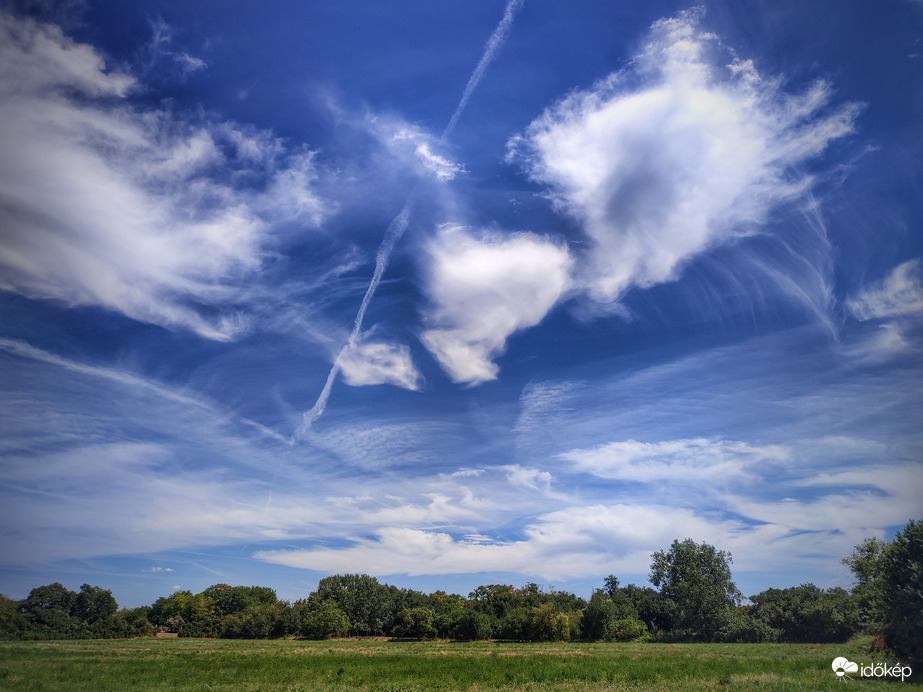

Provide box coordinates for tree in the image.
[878,519,923,666]
[393,607,437,639]
[650,538,740,640]
[438,608,491,641]
[580,590,616,640]
[74,584,117,624]
[841,536,887,630]
[300,600,350,639]
[312,575,391,636]
[749,584,858,642]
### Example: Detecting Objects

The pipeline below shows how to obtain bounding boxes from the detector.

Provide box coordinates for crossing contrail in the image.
[298,0,525,437]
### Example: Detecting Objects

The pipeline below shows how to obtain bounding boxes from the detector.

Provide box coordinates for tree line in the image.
[1,519,919,666]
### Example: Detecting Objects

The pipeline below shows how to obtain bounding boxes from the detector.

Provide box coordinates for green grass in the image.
[0,636,915,691]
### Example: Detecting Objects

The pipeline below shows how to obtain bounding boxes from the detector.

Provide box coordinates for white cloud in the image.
[843,259,923,360]
[254,504,748,580]
[385,124,465,182]
[143,566,174,573]
[338,339,421,391]
[509,7,860,307]
[0,11,329,341]
[561,438,789,482]
[420,225,572,384]
[848,259,923,320]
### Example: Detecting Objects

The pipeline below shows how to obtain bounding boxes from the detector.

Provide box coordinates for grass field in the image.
[0,636,915,691]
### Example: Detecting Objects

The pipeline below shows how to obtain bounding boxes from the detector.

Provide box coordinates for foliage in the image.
[393,607,437,640]
[437,607,492,641]
[298,599,350,639]
[650,538,740,641]
[841,536,887,630]
[877,518,923,666]
[313,573,393,636]
[749,583,858,643]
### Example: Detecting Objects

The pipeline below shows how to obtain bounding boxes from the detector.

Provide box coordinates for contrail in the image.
[297,194,416,435]
[443,0,525,140]
[298,0,525,436]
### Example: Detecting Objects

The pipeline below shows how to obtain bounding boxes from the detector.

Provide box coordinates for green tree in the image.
[0,594,28,639]
[749,584,858,642]
[74,584,117,624]
[393,607,437,639]
[438,608,491,641]
[19,583,82,637]
[841,536,886,630]
[313,574,393,636]
[300,599,349,639]
[878,519,923,666]
[650,538,740,641]
[580,590,616,640]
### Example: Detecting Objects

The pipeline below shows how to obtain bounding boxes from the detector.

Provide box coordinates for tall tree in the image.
[878,519,923,667]
[650,538,740,640]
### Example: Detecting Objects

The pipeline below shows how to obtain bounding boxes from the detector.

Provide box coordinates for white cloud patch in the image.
[0,11,329,341]
[843,259,923,360]
[509,7,861,307]
[338,339,421,391]
[561,438,789,482]
[143,566,174,573]
[848,259,923,320]
[388,125,465,182]
[420,225,572,384]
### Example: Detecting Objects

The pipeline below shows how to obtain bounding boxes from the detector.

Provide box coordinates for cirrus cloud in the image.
[0,11,329,341]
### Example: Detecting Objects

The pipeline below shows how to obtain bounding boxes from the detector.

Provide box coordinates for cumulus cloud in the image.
[143,566,174,573]
[0,11,329,340]
[509,7,861,307]
[338,339,421,390]
[420,225,572,384]
[561,438,789,482]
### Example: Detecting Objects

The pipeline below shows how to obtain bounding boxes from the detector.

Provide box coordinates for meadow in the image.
[0,636,915,691]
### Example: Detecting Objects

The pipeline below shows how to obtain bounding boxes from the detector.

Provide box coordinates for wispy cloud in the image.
[843,259,923,360]
[420,225,572,384]
[848,259,923,320]
[0,11,329,341]
[561,438,789,483]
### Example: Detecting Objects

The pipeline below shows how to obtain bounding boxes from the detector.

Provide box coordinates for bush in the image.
[607,618,647,641]
[717,608,779,643]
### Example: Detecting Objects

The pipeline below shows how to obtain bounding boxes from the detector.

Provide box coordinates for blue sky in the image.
[1,0,921,608]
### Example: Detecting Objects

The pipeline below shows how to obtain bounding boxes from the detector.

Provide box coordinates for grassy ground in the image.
[0,636,915,691]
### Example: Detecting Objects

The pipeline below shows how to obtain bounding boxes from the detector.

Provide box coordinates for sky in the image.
[0,0,921,608]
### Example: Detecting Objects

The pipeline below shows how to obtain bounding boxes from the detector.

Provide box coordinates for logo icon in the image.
[832,657,859,681]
